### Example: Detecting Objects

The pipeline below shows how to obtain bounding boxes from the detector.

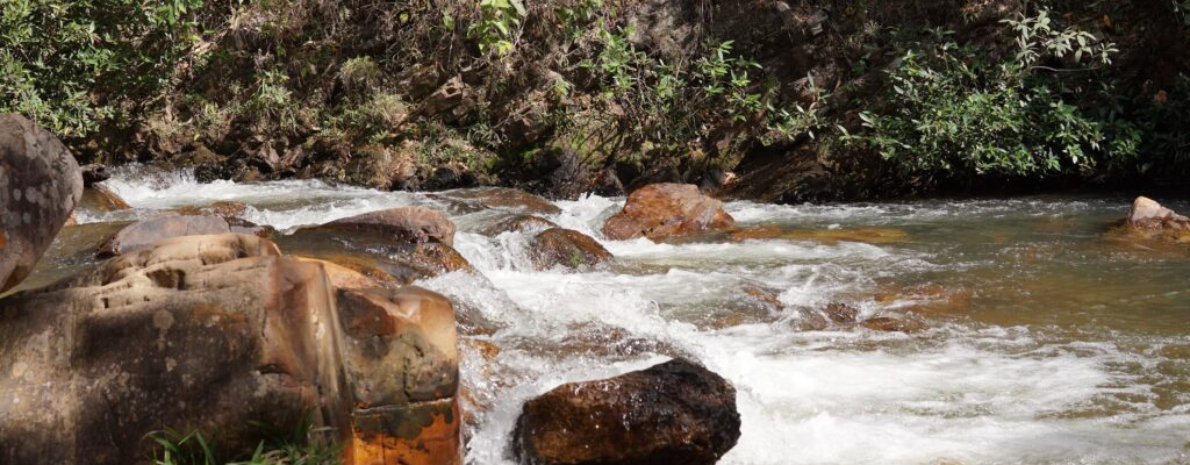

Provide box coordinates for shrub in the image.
[0,0,204,138]
[850,11,1137,181]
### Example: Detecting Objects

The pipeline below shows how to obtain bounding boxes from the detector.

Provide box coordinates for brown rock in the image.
[276,226,473,285]
[173,200,249,218]
[862,316,929,333]
[1122,196,1190,244]
[79,163,110,187]
[602,183,734,241]
[529,228,612,270]
[307,206,457,246]
[432,187,561,215]
[78,184,131,212]
[481,215,558,236]
[97,214,231,257]
[295,257,379,290]
[824,302,860,323]
[513,358,741,465]
[338,286,462,465]
[0,234,466,465]
[0,114,84,292]
[0,234,351,465]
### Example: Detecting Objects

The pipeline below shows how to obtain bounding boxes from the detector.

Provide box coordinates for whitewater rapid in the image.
[88,168,1190,465]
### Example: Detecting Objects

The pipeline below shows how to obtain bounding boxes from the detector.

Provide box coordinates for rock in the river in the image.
[79,163,110,187]
[277,225,472,285]
[0,114,83,292]
[0,234,465,465]
[823,302,860,323]
[602,183,734,241]
[307,206,457,246]
[97,214,231,256]
[1123,196,1190,244]
[528,228,612,270]
[173,200,249,218]
[339,287,463,465]
[513,358,741,465]
[481,215,558,236]
[79,184,131,212]
[431,187,562,216]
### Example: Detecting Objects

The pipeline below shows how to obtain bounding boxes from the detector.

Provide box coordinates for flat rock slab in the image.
[98,214,231,256]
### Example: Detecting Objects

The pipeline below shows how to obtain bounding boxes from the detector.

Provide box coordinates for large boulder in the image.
[602,184,734,241]
[0,114,84,292]
[0,234,351,464]
[528,228,612,270]
[0,234,465,465]
[306,206,457,246]
[338,287,463,465]
[513,358,741,465]
[97,214,232,256]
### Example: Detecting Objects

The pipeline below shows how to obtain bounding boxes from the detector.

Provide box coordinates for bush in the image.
[850,11,1138,182]
[0,0,204,138]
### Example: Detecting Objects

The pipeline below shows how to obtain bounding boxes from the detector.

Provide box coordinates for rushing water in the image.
[73,168,1190,465]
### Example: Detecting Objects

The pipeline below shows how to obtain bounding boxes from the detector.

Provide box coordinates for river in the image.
[69,168,1190,465]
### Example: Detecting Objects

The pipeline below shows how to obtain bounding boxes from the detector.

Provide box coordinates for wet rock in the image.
[305,206,457,246]
[602,183,735,241]
[0,114,84,292]
[480,215,558,236]
[0,234,353,464]
[861,316,929,333]
[276,226,473,285]
[78,184,131,212]
[528,228,612,270]
[338,287,463,465]
[823,302,860,323]
[295,257,379,290]
[79,163,110,187]
[742,285,786,311]
[432,187,561,216]
[1123,196,1190,243]
[729,226,910,245]
[513,358,741,465]
[226,217,276,238]
[173,200,249,218]
[97,214,231,257]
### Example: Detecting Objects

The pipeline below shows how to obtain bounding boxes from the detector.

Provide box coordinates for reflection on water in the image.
[64,169,1190,465]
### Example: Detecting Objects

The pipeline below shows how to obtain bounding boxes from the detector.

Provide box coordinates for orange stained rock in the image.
[349,398,463,465]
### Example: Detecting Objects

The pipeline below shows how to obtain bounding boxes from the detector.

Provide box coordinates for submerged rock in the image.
[729,226,909,245]
[173,200,249,218]
[430,187,561,216]
[0,114,83,292]
[528,228,612,270]
[305,206,457,246]
[481,214,558,236]
[97,214,231,257]
[602,183,734,241]
[513,358,741,465]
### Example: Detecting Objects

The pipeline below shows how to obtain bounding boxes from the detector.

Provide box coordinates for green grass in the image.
[148,414,342,465]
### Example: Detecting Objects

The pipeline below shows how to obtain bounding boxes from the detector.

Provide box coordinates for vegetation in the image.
[148,414,340,465]
[1,0,1189,197]
[848,10,1138,182]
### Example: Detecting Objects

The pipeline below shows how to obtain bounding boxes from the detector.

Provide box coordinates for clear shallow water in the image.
[81,168,1190,465]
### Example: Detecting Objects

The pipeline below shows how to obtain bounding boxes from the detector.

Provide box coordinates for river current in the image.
[72,168,1190,465]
